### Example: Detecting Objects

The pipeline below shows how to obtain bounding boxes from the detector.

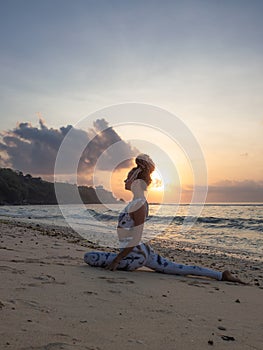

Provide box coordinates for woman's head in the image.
[124,154,155,192]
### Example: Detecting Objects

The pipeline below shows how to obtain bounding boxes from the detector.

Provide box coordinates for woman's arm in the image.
[106,203,146,271]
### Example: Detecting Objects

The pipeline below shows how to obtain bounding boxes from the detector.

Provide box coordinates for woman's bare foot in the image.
[222,270,247,284]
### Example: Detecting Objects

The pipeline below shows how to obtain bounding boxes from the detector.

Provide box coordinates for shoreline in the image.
[0,219,262,349]
[1,218,262,288]
[1,218,263,287]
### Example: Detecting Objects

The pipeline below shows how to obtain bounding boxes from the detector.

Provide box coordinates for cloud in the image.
[78,118,134,174]
[180,180,263,203]
[207,180,263,202]
[0,118,138,184]
[240,152,248,157]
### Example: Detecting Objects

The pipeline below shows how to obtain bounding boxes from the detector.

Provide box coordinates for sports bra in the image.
[117,198,149,229]
[117,198,149,248]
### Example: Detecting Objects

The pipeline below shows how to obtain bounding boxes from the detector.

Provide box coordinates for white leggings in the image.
[84,244,222,281]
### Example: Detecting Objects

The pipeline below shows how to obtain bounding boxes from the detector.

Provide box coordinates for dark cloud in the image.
[78,118,134,173]
[0,118,138,184]
[207,180,263,202]
[0,120,73,175]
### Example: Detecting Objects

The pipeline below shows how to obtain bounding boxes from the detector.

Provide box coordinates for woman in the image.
[84,154,245,283]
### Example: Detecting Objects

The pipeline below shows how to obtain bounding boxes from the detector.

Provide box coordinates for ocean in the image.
[0,203,262,262]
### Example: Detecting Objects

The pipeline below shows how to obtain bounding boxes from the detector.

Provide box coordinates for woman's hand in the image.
[106,247,134,271]
[106,258,120,271]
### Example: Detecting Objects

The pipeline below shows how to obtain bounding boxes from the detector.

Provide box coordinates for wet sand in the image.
[0,220,262,350]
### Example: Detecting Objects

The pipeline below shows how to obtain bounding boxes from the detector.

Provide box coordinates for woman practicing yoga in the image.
[84,154,245,283]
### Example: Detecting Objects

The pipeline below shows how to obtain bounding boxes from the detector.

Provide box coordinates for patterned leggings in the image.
[84,244,222,280]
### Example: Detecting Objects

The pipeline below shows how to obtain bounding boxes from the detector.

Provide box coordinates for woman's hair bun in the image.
[135,154,155,174]
[127,154,155,189]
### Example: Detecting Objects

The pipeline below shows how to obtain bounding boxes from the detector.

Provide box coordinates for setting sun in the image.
[150,170,164,192]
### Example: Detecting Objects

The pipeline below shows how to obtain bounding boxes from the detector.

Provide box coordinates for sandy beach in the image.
[0,219,262,350]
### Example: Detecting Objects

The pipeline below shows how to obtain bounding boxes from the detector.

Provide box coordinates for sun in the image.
[150,170,164,192]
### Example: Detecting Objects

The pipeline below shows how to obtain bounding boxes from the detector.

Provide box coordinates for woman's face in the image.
[124,169,146,192]
[124,171,134,191]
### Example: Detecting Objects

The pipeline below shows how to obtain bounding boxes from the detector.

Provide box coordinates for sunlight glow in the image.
[150,170,164,192]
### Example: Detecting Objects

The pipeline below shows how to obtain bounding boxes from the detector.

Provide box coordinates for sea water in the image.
[0,203,262,262]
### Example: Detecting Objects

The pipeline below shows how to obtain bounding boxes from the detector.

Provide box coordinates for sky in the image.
[0,0,263,202]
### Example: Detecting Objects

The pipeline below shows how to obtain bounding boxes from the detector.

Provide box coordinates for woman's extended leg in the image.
[145,247,222,280]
